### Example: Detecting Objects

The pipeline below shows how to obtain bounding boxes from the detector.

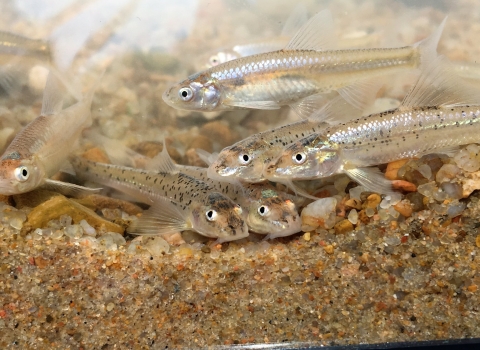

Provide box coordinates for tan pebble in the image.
[357,210,370,224]
[82,148,111,163]
[200,121,235,147]
[163,232,185,246]
[188,135,213,153]
[392,180,417,192]
[467,284,478,293]
[178,246,193,257]
[476,234,480,248]
[132,140,182,163]
[184,148,209,167]
[345,198,362,210]
[334,219,354,235]
[34,256,49,269]
[390,221,398,229]
[363,194,381,209]
[13,189,62,209]
[324,245,334,254]
[385,159,410,180]
[393,200,413,218]
[25,195,123,234]
[303,232,311,241]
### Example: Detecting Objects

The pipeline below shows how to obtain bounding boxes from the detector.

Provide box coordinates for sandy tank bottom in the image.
[1,0,480,348]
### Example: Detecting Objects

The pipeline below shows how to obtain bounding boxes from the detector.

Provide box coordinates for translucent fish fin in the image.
[285,9,335,51]
[289,92,329,119]
[59,160,76,176]
[196,149,219,166]
[414,16,446,69]
[344,167,396,195]
[127,196,189,236]
[225,100,281,110]
[85,130,140,167]
[41,72,65,116]
[401,55,480,109]
[0,67,21,95]
[337,76,384,112]
[147,138,179,173]
[281,179,318,200]
[307,94,363,124]
[280,4,308,37]
[42,179,102,198]
[426,145,461,158]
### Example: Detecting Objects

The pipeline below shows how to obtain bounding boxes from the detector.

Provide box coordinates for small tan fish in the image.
[0,73,98,196]
[264,56,480,194]
[146,146,302,238]
[164,10,445,118]
[71,156,249,243]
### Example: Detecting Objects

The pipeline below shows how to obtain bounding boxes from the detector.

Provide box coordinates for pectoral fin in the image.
[42,179,102,198]
[127,196,190,236]
[344,167,396,195]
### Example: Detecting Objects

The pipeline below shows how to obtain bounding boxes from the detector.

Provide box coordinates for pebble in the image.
[334,219,354,235]
[81,147,111,163]
[347,209,358,225]
[454,145,480,172]
[80,220,97,237]
[145,236,170,256]
[392,180,417,192]
[301,197,337,231]
[106,302,115,312]
[393,200,413,218]
[476,235,480,248]
[345,198,362,210]
[65,225,84,239]
[74,194,143,216]
[25,196,123,234]
[349,186,366,200]
[187,135,213,153]
[200,121,235,147]
[385,159,410,180]
[436,164,460,183]
[364,194,381,209]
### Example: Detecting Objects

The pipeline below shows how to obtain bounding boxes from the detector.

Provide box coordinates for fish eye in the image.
[209,55,219,66]
[292,152,306,165]
[206,209,218,222]
[257,205,269,216]
[178,87,193,102]
[14,166,29,182]
[238,153,251,165]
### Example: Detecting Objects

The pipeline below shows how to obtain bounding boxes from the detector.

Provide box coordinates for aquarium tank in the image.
[0,0,479,348]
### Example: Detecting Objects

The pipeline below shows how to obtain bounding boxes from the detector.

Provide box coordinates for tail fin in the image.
[414,16,447,69]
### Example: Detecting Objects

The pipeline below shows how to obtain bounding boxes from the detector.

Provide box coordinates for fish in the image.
[206,92,371,185]
[146,146,302,238]
[70,156,249,243]
[86,131,302,239]
[0,72,99,196]
[200,4,307,69]
[0,30,82,100]
[263,55,480,195]
[163,10,445,118]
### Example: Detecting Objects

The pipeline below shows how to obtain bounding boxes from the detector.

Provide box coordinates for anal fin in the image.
[344,167,396,196]
[42,179,102,198]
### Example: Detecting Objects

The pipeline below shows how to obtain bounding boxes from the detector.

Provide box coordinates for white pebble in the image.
[349,186,366,200]
[436,164,460,183]
[50,229,64,239]
[65,225,83,239]
[145,237,170,256]
[454,148,480,172]
[301,197,337,231]
[79,220,96,237]
[365,207,375,217]
[418,164,432,179]
[347,209,358,225]
[59,215,72,227]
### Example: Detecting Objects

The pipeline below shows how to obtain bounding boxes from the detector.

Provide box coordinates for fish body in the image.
[164,11,444,116]
[71,157,248,242]
[0,31,51,66]
[264,56,480,194]
[0,74,95,195]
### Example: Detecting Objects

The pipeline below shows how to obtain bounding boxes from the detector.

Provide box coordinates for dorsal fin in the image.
[147,138,179,173]
[285,9,335,51]
[401,55,480,109]
[280,4,308,37]
[196,149,219,166]
[40,72,64,116]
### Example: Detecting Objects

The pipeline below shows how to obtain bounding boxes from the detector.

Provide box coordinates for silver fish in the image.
[71,156,248,242]
[264,56,480,194]
[163,10,445,118]
[0,73,97,196]
[0,30,51,66]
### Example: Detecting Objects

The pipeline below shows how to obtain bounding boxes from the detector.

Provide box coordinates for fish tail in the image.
[414,16,447,69]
